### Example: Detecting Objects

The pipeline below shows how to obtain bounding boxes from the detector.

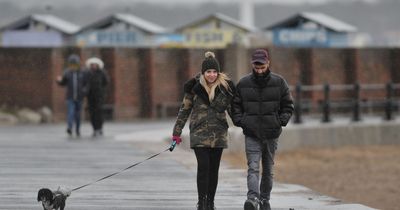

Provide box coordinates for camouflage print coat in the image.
[173,77,235,148]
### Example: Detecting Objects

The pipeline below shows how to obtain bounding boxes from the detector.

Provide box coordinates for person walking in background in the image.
[171,51,235,210]
[232,49,294,210]
[56,54,88,137]
[85,57,109,137]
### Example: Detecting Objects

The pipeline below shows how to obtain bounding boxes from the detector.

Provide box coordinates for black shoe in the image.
[244,198,258,210]
[259,199,271,210]
[197,196,207,210]
[66,129,72,136]
[92,130,101,138]
[208,203,216,210]
[76,130,80,137]
[207,199,216,210]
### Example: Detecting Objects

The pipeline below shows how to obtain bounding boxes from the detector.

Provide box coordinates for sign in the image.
[2,31,63,47]
[273,29,329,47]
[154,34,185,48]
[183,29,244,48]
[76,31,144,47]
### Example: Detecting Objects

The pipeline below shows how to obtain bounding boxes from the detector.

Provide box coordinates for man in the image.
[85,57,109,137]
[56,54,88,137]
[232,49,294,210]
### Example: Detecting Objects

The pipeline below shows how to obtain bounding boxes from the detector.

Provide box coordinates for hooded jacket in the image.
[232,70,294,140]
[173,75,235,148]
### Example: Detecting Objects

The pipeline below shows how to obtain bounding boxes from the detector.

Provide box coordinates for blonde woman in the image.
[171,51,235,210]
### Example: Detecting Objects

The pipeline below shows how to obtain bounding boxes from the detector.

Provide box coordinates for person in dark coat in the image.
[85,57,109,137]
[56,54,88,137]
[171,51,235,210]
[232,49,294,210]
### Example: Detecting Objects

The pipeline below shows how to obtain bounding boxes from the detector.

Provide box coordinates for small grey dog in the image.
[37,187,71,210]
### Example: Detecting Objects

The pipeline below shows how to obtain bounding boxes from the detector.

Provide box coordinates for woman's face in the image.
[90,63,99,70]
[204,69,218,84]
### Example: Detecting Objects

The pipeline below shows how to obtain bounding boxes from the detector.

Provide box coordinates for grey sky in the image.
[0,0,381,7]
[0,0,398,41]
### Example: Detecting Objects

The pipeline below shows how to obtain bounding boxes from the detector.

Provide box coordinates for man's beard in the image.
[253,70,268,78]
[253,69,270,87]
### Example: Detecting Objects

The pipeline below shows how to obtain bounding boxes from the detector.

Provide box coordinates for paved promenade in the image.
[0,121,375,210]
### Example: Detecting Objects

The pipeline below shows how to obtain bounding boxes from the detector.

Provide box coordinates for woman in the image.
[171,51,235,210]
[85,57,109,137]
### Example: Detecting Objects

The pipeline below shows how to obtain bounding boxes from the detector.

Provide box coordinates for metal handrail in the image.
[291,82,400,123]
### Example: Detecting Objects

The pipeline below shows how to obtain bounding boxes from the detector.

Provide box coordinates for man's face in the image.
[68,63,79,71]
[252,61,269,75]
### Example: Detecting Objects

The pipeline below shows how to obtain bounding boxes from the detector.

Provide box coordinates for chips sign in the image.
[273,29,329,47]
[183,29,244,48]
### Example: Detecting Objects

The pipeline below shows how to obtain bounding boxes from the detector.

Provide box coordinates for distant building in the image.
[0,14,80,47]
[381,31,400,47]
[175,13,255,48]
[75,13,182,47]
[264,12,358,47]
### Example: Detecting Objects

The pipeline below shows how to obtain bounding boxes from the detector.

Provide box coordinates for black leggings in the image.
[88,96,104,131]
[194,147,223,201]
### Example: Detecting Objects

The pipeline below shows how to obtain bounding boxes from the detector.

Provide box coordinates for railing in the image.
[291,82,400,124]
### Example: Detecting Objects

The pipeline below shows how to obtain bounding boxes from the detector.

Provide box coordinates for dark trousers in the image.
[88,96,104,131]
[193,147,223,202]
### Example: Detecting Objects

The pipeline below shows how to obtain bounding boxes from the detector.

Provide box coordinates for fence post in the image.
[352,82,361,121]
[294,83,302,124]
[322,83,331,122]
[385,82,394,120]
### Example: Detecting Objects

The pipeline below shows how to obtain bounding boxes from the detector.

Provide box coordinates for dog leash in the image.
[71,141,178,192]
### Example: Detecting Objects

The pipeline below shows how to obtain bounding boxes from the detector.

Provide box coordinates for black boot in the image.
[207,198,216,210]
[259,199,271,210]
[196,196,207,210]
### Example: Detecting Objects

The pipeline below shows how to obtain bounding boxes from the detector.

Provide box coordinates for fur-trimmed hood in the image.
[86,57,104,69]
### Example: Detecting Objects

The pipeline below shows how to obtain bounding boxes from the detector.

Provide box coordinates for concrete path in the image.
[0,121,375,210]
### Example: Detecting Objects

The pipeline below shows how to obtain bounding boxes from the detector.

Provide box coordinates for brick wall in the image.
[111,48,141,120]
[1,47,399,121]
[357,48,393,100]
[0,48,53,109]
[310,48,351,102]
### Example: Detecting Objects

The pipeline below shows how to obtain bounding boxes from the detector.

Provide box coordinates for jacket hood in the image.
[86,57,104,69]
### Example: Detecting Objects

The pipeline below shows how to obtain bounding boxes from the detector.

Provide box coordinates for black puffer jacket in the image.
[88,69,109,98]
[232,70,294,139]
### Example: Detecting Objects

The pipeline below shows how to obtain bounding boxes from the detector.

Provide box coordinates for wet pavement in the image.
[0,121,375,209]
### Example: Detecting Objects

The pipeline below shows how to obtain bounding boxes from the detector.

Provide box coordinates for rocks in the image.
[17,108,42,124]
[0,106,53,124]
[38,107,53,123]
[0,112,18,125]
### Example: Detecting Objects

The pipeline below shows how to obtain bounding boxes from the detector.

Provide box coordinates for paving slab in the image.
[0,121,375,210]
